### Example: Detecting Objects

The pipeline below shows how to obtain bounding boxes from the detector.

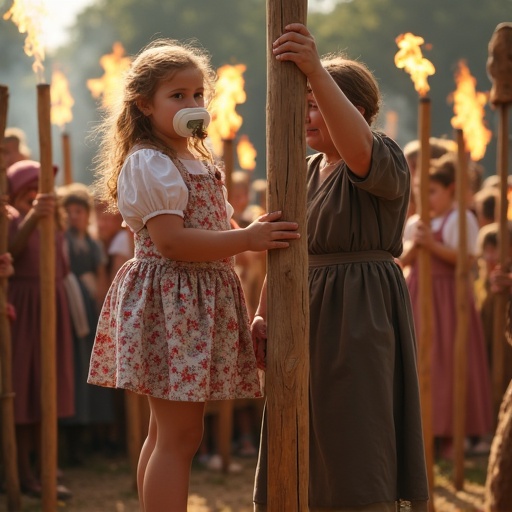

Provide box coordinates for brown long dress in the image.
[254,133,428,509]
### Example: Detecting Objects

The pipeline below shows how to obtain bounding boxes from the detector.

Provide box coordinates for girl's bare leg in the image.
[143,397,205,512]
[137,408,156,512]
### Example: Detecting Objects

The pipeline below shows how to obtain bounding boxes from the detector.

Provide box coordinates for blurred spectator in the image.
[7,160,73,499]
[3,127,31,168]
[58,183,115,464]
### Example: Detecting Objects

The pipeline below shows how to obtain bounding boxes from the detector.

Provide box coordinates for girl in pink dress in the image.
[7,160,74,498]
[87,38,299,512]
[401,153,493,457]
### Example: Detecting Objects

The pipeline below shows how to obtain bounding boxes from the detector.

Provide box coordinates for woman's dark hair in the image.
[321,54,381,126]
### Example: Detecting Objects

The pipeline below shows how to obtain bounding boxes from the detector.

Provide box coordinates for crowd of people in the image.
[0,25,511,511]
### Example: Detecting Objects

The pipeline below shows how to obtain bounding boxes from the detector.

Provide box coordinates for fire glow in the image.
[87,42,132,108]
[209,64,247,141]
[449,60,492,161]
[394,33,435,97]
[51,69,74,130]
[236,134,257,171]
[3,0,47,83]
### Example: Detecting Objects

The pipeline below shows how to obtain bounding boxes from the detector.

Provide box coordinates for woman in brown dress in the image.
[252,24,428,511]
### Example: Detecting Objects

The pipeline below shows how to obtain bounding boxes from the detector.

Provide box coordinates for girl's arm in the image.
[146,211,299,262]
[8,193,55,258]
[272,23,373,177]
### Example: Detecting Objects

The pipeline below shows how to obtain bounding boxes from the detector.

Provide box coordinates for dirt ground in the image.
[0,452,489,512]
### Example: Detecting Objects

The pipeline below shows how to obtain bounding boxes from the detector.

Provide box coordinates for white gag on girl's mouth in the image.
[173,107,211,137]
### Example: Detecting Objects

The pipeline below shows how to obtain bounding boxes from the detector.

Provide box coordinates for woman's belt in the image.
[308,250,394,267]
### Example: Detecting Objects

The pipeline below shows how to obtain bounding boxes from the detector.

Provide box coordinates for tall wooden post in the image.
[417,97,435,512]
[453,128,469,490]
[223,138,235,199]
[62,132,73,185]
[266,1,309,510]
[0,85,22,512]
[37,83,57,512]
[487,21,512,421]
[492,104,510,418]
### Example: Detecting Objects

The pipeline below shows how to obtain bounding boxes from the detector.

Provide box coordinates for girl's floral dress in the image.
[88,148,262,401]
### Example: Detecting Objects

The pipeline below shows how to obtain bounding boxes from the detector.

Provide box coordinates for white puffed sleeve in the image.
[117,149,189,233]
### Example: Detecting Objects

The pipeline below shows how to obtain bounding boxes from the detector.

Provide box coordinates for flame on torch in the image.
[237,134,257,171]
[449,60,492,161]
[3,0,47,83]
[209,64,247,143]
[51,69,74,130]
[87,42,132,108]
[394,33,435,97]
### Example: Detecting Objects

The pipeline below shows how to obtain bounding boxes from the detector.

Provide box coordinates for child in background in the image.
[2,127,31,168]
[474,222,512,394]
[474,186,499,228]
[401,153,493,457]
[87,38,299,511]
[6,160,73,499]
[59,183,115,464]
[403,137,457,219]
[94,199,134,283]
[230,170,251,228]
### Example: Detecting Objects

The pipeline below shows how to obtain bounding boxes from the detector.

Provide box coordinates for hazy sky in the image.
[42,0,95,51]
[40,0,337,51]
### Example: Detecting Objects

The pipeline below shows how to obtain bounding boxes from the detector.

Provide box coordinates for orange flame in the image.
[3,0,47,83]
[87,42,132,108]
[449,60,492,161]
[237,135,257,171]
[51,69,74,130]
[394,33,435,97]
[209,64,246,141]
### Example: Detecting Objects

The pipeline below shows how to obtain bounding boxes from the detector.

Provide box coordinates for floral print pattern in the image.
[88,157,262,401]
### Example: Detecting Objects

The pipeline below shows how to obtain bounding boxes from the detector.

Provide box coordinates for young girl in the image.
[252,24,428,511]
[7,160,74,499]
[401,154,493,457]
[87,38,299,512]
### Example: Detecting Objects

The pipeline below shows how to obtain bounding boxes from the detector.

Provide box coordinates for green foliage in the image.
[1,0,510,182]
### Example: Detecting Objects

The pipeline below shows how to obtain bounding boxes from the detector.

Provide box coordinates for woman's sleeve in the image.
[117,149,189,233]
[346,133,410,200]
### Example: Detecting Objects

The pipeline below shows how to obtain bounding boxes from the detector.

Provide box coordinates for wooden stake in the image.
[37,83,57,512]
[492,103,510,419]
[0,85,22,512]
[417,97,435,512]
[266,1,309,510]
[453,128,469,490]
[222,138,234,199]
[62,132,73,185]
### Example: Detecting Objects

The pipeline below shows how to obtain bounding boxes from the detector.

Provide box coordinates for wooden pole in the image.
[222,138,234,199]
[266,1,309,510]
[417,97,435,512]
[453,128,469,490]
[0,85,22,512]
[492,104,510,419]
[37,83,57,512]
[62,132,73,185]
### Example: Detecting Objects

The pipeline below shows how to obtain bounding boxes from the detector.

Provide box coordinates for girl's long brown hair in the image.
[92,38,216,207]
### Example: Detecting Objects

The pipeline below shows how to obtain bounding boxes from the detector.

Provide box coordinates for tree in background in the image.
[1,0,507,183]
